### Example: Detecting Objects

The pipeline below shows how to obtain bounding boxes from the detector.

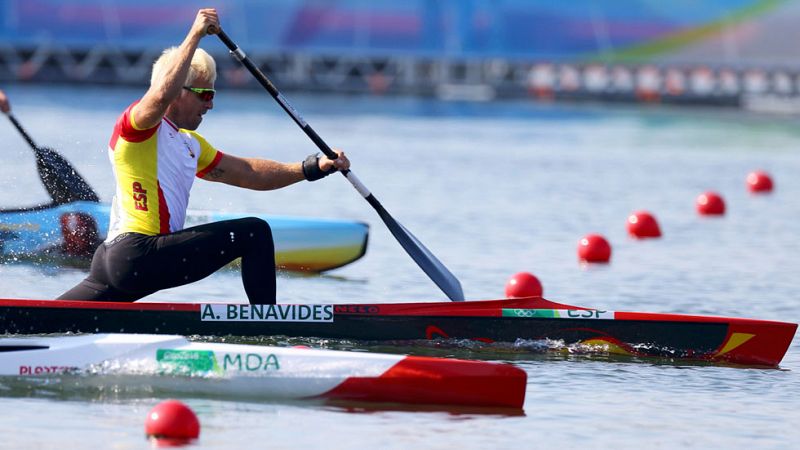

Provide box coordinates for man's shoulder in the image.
[179,128,206,140]
[112,100,159,145]
[180,128,217,149]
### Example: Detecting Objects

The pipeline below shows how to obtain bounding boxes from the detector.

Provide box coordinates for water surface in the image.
[0,85,798,449]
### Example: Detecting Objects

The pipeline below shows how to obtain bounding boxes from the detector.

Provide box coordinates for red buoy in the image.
[145,400,200,443]
[577,234,611,263]
[746,171,773,193]
[626,211,662,238]
[505,272,543,298]
[696,192,725,215]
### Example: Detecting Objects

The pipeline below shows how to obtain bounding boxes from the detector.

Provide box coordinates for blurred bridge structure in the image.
[3,0,800,111]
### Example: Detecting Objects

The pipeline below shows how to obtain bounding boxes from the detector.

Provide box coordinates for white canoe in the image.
[0,333,526,409]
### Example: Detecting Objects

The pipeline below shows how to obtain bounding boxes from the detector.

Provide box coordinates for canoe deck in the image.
[0,297,795,367]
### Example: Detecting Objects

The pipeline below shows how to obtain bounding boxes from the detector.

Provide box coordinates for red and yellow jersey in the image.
[106,102,223,239]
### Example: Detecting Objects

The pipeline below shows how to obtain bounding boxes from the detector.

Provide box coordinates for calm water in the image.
[0,85,798,449]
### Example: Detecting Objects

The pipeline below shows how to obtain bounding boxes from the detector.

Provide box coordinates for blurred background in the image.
[3,0,800,111]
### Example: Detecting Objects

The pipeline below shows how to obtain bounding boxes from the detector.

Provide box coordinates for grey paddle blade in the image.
[377,204,464,302]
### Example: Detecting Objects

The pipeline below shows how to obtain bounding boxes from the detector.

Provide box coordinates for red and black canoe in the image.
[0,296,795,367]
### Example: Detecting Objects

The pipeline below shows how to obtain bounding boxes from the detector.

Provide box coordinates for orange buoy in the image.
[746,170,773,193]
[626,211,662,238]
[696,192,725,215]
[578,234,611,263]
[505,272,543,298]
[145,400,200,444]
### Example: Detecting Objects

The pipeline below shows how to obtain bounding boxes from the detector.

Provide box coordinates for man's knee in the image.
[237,217,273,245]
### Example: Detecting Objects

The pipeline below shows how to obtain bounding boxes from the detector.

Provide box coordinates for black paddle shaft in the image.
[216,30,465,302]
[216,32,339,163]
[7,113,38,149]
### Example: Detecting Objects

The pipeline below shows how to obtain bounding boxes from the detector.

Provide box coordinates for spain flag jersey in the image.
[106,102,223,240]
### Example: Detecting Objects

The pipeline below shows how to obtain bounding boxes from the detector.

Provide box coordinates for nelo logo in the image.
[334,305,380,314]
[132,181,148,211]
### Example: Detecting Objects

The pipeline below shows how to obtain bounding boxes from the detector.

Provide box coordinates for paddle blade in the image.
[374,203,464,301]
[35,146,100,204]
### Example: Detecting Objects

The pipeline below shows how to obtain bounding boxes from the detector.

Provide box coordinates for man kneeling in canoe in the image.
[59,8,349,304]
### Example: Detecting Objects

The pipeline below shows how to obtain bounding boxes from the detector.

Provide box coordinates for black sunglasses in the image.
[183,86,215,102]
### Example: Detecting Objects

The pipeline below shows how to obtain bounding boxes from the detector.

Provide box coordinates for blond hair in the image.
[150,47,217,86]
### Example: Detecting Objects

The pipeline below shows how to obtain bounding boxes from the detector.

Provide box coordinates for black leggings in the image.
[57,217,276,304]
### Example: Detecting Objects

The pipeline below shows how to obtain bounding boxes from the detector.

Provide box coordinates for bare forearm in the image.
[203,150,350,190]
[206,157,305,190]
[133,9,218,129]
[151,35,202,105]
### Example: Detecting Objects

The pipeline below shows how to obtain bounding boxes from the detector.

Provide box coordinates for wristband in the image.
[302,153,335,181]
